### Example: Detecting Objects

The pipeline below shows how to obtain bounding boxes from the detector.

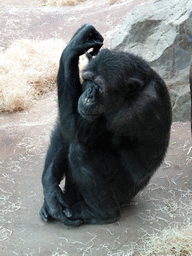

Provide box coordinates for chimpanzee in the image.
[39,23,172,226]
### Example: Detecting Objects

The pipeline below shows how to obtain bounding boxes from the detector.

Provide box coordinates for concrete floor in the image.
[1,98,191,255]
[0,0,192,255]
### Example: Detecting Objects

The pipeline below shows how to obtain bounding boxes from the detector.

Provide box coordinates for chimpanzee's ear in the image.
[126,78,144,92]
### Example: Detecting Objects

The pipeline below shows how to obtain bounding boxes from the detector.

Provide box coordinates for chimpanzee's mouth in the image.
[78,110,99,121]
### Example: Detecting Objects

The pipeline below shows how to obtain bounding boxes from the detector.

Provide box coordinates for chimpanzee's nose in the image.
[85,87,97,104]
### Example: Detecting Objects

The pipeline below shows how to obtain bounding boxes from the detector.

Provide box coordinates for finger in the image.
[58,213,82,226]
[85,42,103,49]
[56,188,70,208]
[76,42,103,55]
[63,207,72,218]
[48,203,81,226]
[56,190,73,217]
[89,45,102,56]
[39,206,49,222]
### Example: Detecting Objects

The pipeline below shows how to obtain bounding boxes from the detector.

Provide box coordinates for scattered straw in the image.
[140,224,192,256]
[52,249,69,256]
[0,226,12,241]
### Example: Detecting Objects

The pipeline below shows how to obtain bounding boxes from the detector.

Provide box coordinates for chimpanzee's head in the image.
[78,49,145,121]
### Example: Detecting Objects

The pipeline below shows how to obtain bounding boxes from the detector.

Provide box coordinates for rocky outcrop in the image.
[190,63,192,127]
[111,0,192,121]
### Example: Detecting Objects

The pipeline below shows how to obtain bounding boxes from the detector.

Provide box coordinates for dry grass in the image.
[0,39,63,112]
[43,0,120,6]
[140,224,192,256]
[0,39,88,112]
[43,0,86,6]
[109,0,120,4]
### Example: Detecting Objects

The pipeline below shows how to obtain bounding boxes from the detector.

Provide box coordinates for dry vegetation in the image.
[43,0,120,6]
[0,39,88,112]
[43,0,86,6]
[0,39,63,112]
[140,225,192,256]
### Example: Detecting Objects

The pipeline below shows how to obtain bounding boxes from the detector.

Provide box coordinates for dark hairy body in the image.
[40,24,172,226]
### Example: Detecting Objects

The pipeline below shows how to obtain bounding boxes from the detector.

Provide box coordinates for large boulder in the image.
[111,0,192,121]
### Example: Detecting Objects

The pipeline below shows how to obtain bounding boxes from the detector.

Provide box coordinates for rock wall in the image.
[190,63,192,128]
[111,0,192,121]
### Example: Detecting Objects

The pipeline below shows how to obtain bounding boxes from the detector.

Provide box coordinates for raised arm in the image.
[57,24,103,140]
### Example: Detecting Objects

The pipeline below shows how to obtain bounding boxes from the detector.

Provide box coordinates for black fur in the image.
[39,24,172,226]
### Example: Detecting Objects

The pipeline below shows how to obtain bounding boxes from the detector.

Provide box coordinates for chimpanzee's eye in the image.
[99,87,104,93]
[82,71,95,81]
[94,78,105,93]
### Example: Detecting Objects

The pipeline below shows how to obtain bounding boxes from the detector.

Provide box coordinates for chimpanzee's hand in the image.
[39,185,82,226]
[66,23,104,58]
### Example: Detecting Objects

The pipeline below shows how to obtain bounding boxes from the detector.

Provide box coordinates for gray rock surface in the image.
[111,0,192,121]
[190,62,192,127]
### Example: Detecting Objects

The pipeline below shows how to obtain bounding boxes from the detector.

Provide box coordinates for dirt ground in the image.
[0,0,192,255]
